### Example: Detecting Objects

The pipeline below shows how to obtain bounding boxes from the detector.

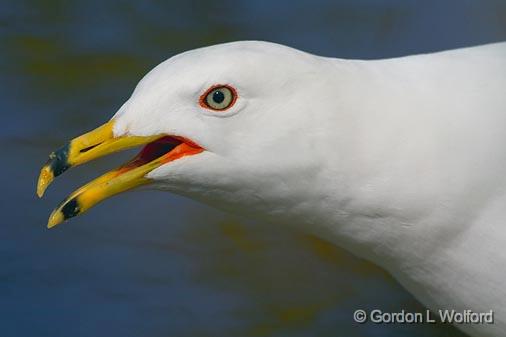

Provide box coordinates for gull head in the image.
[37,41,335,227]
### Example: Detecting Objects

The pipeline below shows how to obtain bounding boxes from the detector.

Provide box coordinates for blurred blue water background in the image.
[1,1,505,336]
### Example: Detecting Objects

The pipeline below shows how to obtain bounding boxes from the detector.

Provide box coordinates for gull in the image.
[37,41,506,337]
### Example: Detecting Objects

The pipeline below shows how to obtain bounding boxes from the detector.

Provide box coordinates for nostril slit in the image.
[80,143,102,153]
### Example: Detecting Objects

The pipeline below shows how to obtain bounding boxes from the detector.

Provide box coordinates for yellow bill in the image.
[37,120,160,197]
[37,119,203,228]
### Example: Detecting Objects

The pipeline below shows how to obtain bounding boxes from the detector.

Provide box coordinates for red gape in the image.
[115,136,203,176]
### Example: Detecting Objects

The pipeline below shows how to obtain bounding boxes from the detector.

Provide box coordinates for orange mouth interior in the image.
[115,136,204,176]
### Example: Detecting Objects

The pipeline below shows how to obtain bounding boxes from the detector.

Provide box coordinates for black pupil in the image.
[212,90,225,104]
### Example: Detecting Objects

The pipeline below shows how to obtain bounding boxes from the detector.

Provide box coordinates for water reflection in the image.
[3,1,504,336]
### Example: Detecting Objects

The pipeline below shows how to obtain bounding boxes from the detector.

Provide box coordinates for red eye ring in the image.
[199,84,238,111]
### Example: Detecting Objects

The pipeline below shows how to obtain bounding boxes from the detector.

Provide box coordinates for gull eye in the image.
[200,85,237,111]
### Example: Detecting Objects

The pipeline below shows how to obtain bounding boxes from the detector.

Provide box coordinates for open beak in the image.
[37,119,203,228]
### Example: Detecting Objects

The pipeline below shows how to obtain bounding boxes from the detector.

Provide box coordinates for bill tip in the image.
[47,211,64,228]
[37,166,54,198]
[47,197,81,228]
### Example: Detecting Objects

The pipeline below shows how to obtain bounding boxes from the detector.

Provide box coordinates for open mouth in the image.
[118,136,188,174]
[105,135,204,179]
[37,120,203,228]
[134,136,183,166]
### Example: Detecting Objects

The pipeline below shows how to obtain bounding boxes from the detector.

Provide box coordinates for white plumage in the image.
[95,41,506,336]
